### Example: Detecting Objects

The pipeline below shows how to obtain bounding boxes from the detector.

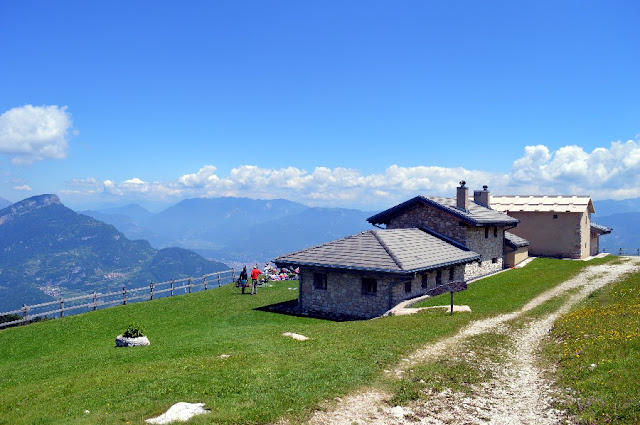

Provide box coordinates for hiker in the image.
[239,266,248,294]
[250,265,262,295]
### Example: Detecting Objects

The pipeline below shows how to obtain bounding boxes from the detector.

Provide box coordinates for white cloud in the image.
[103,179,122,196]
[62,164,509,209]
[0,105,74,165]
[509,139,640,198]
[59,137,640,209]
[178,165,218,188]
[13,184,32,191]
[120,178,149,193]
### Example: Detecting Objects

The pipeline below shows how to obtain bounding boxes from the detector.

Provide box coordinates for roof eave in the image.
[274,254,481,275]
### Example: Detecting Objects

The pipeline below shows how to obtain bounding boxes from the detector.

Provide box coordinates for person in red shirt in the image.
[250,265,262,295]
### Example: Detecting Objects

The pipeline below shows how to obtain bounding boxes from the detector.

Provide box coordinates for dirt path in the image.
[304,258,640,425]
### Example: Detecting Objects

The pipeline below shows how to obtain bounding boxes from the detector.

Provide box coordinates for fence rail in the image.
[0,269,235,329]
[602,248,640,256]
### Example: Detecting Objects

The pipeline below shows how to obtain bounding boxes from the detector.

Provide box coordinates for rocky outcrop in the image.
[115,335,150,347]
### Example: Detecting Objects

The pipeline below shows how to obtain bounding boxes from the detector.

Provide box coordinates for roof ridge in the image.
[371,230,405,271]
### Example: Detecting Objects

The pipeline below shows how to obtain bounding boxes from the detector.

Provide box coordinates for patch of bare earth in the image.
[301,258,640,425]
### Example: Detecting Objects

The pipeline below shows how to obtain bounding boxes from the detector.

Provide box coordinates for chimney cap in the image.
[483,185,488,190]
[459,180,466,187]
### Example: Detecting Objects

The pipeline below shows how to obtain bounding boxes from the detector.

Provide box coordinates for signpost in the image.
[427,280,467,315]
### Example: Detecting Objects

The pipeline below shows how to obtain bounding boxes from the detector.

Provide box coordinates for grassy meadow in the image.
[0,256,627,424]
[546,260,640,423]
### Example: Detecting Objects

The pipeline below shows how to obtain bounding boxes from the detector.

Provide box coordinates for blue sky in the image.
[1,1,639,211]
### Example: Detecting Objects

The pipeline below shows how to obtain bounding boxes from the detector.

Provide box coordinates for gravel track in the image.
[303,258,640,425]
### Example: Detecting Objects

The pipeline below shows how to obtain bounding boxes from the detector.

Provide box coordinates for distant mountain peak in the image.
[0,194,62,226]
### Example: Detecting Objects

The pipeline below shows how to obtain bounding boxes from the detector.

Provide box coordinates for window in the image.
[313,273,327,290]
[449,268,454,281]
[421,274,429,289]
[485,227,489,238]
[404,281,412,293]
[362,278,377,295]
[493,226,497,238]
[436,270,442,285]
[492,257,498,264]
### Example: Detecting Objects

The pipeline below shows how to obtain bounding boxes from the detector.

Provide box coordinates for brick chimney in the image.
[456,181,469,211]
[474,185,490,208]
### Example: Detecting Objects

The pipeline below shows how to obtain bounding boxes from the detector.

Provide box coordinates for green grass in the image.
[412,257,612,314]
[0,257,614,424]
[545,266,640,424]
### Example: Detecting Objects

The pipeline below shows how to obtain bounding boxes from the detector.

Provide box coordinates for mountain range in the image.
[1,192,638,313]
[591,197,640,252]
[0,195,229,312]
[82,197,376,265]
[0,196,11,210]
[81,196,640,262]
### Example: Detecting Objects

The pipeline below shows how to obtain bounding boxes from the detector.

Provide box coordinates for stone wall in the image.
[466,226,505,262]
[299,268,395,319]
[298,264,467,319]
[463,227,505,279]
[386,204,467,243]
[464,258,503,280]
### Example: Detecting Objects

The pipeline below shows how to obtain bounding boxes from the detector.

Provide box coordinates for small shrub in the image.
[123,322,145,338]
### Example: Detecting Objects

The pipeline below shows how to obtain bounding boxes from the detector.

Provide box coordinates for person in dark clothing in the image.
[239,266,248,294]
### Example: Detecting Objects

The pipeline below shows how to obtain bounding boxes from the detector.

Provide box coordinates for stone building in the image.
[490,195,612,258]
[274,228,479,320]
[366,184,520,279]
[274,183,523,319]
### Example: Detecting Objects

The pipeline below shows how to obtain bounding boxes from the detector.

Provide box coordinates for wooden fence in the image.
[603,248,640,256]
[0,269,235,329]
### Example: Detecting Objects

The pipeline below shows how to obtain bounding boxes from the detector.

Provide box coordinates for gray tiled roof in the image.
[274,228,480,274]
[591,222,612,235]
[367,196,519,226]
[504,231,530,248]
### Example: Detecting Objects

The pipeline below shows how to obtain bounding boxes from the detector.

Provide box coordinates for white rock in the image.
[145,402,209,424]
[390,405,413,418]
[282,332,309,341]
[115,335,150,347]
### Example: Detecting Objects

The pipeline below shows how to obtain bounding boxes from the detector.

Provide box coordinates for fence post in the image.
[218,273,221,288]
[22,304,27,326]
[93,291,97,311]
[188,277,192,293]
[232,268,235,283]
[123,286,127,305]
[619,248,623,255]
[60,299,64,318]
[150,282,154,300]
[204,275,208,290]
[637,248,639,256]
[171,279,175,296]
